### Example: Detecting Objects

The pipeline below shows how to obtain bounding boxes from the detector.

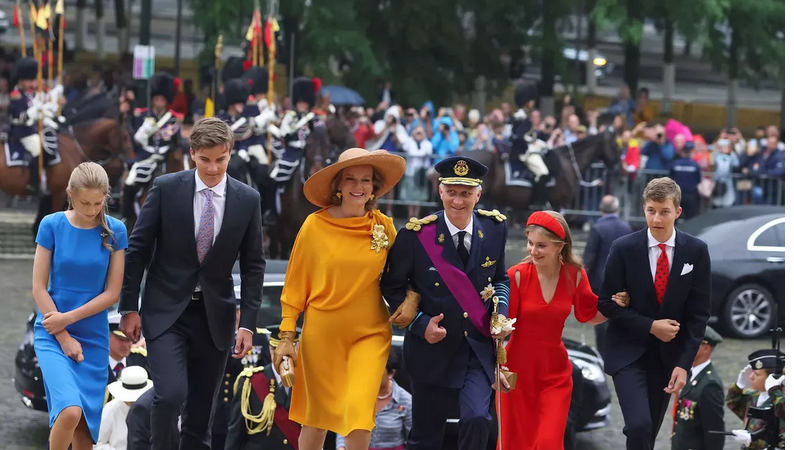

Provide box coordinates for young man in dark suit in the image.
[119,117,266,450]
[597,177,712,450]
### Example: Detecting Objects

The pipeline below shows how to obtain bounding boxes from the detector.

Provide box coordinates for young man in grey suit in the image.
[119,117,266,450]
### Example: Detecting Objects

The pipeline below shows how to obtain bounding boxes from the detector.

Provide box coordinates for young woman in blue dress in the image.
[32,162,128,449]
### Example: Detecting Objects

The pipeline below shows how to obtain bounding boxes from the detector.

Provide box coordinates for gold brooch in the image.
[371,224,389,253]
[478,229,484,239]
[480,283,495,301]
[481,257,496,268]
[438,233,445,244]
[454,160,469,176]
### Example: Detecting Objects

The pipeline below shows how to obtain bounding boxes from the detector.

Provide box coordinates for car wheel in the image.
[721,283,775,339]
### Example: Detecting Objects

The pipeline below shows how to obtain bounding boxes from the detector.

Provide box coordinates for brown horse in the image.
[0,117,133,235]
[467,132,621,222]
[267,113,352,259]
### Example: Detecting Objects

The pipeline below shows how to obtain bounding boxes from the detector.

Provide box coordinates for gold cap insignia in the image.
[454,160,469,176]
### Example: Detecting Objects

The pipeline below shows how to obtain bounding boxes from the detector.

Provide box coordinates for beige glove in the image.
[389,288,421,329]
[273,331,297,387]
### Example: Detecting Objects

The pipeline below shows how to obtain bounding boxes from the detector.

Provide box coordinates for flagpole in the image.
[28,4,37,64]
[29,3,45,194]
[16,1,26,57]
[57,4,64,115]
[266,0,276,165]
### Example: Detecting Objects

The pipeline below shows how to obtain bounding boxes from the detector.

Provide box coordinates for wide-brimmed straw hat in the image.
[303,148,406,208]
[107,366,153,403]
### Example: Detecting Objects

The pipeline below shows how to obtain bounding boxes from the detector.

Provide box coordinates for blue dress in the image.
[33,211,128,442]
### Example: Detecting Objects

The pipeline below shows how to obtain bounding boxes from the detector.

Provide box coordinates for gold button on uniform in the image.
[224,381,229,386]
[224,398,229,402]
[225,373,230,378]
[224,389,228,394]
[464,331,468,336]
[283,439,289,445]
[434,282,440,286]
[463,312,469,318]
[488,277,491,282]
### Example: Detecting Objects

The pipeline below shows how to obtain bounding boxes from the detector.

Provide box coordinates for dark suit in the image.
[671,362,725,450]
[225,364,296,450]
[582,213,632,355]
[126,388,179,450]
[597,228,711,450]
[121,170,266,450]
[380,210,509,450]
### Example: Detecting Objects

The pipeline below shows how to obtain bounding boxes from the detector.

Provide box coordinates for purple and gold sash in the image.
[416,223,491,338]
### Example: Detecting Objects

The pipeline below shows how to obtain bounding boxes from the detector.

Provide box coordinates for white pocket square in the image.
[681,263,694,276]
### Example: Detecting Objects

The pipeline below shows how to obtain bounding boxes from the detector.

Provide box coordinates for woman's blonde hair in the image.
[328,165,384,211]
[67,162,114,251]
[522,211,583,291]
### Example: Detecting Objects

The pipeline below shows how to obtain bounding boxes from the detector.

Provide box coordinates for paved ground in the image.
[0,239,782,449]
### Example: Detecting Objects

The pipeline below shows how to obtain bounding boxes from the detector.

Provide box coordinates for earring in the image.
[558,253,563,264]
[336,191,342,199]
[370,195,375,201]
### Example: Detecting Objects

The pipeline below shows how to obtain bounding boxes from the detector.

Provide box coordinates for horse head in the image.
[599,130,622,171]
[303,126,334,181]
[324,111,356,162]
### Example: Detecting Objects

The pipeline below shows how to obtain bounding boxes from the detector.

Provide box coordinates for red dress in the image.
[497,262,598,450]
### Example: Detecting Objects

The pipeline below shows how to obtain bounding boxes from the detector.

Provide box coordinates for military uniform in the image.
[212,327,273,450]
[727,349,785,450]
[671,326,726,450]
[380,156,510,450]
[224,328,301,450]
[105,316,150,404]
[216,77,256,186]
[270,77,324,184]
[509,79,551,206]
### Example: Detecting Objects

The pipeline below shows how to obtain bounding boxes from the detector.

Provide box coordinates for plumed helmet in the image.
[514,80,538,108]
[224,78,250,106]
[292,77,319,106]
[222,57,246,84]
[14,57,38,81]
[149,72,177,104]
[243,66,269,95]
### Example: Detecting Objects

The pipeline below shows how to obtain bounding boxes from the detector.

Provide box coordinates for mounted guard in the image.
[123,71,183,221]
[509,80,553,207]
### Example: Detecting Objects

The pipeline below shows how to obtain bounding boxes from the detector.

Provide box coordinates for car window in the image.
[748,217,785,251]
[257,285,303,328]
[774,223,785,247]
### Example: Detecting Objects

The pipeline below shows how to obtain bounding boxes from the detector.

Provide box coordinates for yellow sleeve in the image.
[279,215,315,332]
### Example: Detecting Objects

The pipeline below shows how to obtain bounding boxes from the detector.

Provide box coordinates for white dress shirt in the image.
[194,171,227,243]
[93,398,131,450]
[690,359,711,382]
[444,214,473,252]
[647,228,676,278]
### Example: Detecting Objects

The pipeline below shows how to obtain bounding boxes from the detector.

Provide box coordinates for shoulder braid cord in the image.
[476,209,507,222]
[405,214,438,231]
[234,366,278,435]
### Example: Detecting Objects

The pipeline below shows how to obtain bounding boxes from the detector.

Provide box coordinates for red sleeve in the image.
[573,267,598,323]
[507,263,524,320]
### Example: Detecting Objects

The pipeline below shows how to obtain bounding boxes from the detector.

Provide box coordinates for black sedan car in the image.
[677,206,785,339]
[237,261,611,449]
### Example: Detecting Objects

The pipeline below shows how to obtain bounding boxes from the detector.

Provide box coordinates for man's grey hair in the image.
[599,195,620,214]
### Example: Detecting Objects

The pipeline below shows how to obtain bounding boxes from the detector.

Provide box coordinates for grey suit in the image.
[121,169,265,450]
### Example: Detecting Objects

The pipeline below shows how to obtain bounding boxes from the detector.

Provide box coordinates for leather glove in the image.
[766,374,785,391]
[389,288,421,329]
[273,331,298,386]
[737,364,753,390]
[731,429,752,446]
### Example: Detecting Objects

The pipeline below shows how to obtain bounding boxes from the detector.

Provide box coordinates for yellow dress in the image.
[279,207,396,436]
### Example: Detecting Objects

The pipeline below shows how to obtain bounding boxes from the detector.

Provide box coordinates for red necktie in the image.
[114,362,124,379]
[655,243,669,304]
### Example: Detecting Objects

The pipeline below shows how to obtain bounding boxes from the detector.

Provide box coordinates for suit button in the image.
[463,312,469,318]
[434,282,440,287]
[464,331,468,336]
[283,439,288,445]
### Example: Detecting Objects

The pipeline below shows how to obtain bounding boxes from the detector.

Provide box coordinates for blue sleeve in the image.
[110,218,129,251]
[766,152,785,176]
[641,141,654,156]
[449,131,460,153]
[660,142,675,162]
[35,214,55,251]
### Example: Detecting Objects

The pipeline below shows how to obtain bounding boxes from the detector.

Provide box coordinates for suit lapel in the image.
[682,362,711,397]
[178,170,199,264]
[437,213,464,271]
[200,177,240,267]
[464,214,483,274]
[662,229,688,305]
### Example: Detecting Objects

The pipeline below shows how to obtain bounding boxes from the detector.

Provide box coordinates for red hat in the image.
[526,211,565,240]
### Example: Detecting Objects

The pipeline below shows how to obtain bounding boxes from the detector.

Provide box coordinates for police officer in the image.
[669,141,702,220]
[225,327,302,450]
[242,66,280,225]
[671,326,725,450]
[510,80,550,208]
[106,311,148,404]
[727,348,786,450]
[8,57,51,194]
[380,156,512,450]
[124,71,183,220]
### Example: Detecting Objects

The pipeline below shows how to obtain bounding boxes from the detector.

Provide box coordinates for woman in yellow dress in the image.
[274,147,409,450]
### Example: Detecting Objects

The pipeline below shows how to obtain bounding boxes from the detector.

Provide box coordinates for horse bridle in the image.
[565,132,614,188]
[66,123,127,168]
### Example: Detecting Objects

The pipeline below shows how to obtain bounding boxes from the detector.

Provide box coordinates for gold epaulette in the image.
[235,366,276,435]
[130,346,147,358]
[476,209,507,222]
[406,214,438,232]
[233,366,264,396]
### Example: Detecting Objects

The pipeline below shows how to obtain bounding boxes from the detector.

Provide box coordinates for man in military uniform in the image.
[123,71,183,220]
[727,349,786,449]
[671,325,725,450]
[224,327,302,450]
[215,77,256,185]
[8,57,53,195]
[106,311,149,404]
[242,66,281,225]
[380,156,513,450]
[509,79,552,208]
[212,304,275,450]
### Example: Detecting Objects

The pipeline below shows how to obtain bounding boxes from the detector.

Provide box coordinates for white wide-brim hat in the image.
[107,366,153,402]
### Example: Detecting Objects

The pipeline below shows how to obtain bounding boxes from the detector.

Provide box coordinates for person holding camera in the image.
[641,124,675,172]
[367,105,408,153]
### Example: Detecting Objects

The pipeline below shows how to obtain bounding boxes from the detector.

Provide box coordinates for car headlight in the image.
[573,358,605,383]
[593,57,607,66]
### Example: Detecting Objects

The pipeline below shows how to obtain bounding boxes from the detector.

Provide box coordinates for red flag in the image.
[13,2,20,28]
[264,17,272,49]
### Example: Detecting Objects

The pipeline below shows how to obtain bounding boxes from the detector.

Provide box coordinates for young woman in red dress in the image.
[497,211,628,450]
